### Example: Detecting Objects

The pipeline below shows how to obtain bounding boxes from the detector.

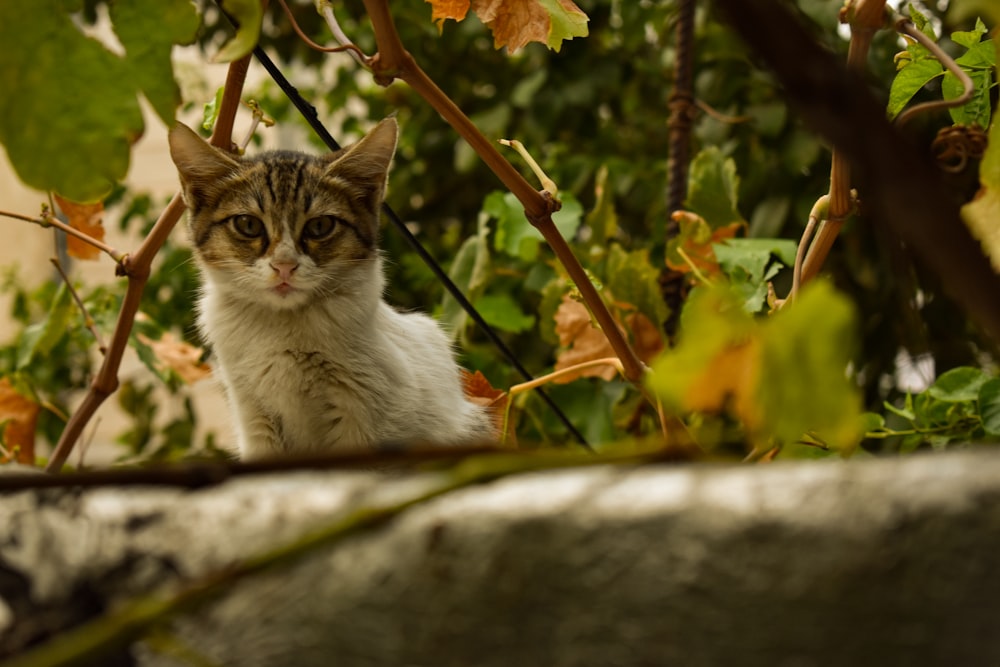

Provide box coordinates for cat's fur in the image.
[167,118,492,459]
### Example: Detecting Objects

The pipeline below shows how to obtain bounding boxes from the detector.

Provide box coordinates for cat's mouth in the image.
[274,282,296,296]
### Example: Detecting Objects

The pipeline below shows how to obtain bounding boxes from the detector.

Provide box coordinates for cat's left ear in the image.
[168,123,241,202]
[326,118,398,209]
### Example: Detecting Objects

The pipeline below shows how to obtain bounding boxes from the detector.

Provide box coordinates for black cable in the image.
[251,45,590,449]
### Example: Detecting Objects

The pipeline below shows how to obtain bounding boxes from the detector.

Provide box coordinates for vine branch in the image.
[0,209,125,264]
[798,0,886,284]
[50,257,107,355]
[45,53,254,473]
[359,0,646,384]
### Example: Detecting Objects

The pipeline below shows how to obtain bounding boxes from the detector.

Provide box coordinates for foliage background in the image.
[0,0,997,462]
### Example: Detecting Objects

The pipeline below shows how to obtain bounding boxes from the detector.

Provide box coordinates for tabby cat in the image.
[167,118,492,459]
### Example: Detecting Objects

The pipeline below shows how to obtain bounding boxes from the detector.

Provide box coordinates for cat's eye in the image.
[303,216,338,240]
[230,214,264,238]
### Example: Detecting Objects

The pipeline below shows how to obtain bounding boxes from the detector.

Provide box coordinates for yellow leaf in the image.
[0,378,39,464]
[54,194,105,260]
[962,99,1000,272]
[683,339,761,432]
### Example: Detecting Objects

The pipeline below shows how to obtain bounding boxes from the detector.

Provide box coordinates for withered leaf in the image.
[461,369,509,439]
[553,295,618,383]
[426,0,588,53]
[137,332,211,384]
[0,378,39,464]
[54,194,105,261]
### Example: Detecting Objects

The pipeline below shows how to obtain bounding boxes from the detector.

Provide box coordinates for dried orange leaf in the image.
[665,213,743,278]
[54,194,105,260]
[552,295,618,383]
[625,311,664,364]
[461,369,508,438]
[137,332,211,384]
[428,0,470,27]
[0,378,39,464]
[426,0,588,53]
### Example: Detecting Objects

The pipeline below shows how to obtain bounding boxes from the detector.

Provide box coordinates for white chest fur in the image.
[198,273,490,459]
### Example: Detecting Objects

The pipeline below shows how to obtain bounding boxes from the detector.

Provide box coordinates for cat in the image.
[167,118,493,459]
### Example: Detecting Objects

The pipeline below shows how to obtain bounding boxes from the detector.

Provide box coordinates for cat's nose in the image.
[270,261,299,281]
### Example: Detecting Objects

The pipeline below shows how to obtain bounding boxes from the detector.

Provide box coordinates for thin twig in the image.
[694,98,753,124]
[499,139,558,196]
[893,15,975,128]
[798,0,887,284]
[508,358,625,395]
[274,0,371,63]
[0,209,125,264]
[788,195,828,303]
[50,257,108,355]
[315,0,372,66]
[675,247,714,286]
[238,100,274,152]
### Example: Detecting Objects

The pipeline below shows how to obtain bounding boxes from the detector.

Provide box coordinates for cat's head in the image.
[167,118,398,310]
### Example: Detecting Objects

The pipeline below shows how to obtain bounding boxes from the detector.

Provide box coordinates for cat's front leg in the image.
[230,395,286,459]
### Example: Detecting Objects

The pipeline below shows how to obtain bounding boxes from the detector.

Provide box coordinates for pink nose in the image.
[270,261,299,281]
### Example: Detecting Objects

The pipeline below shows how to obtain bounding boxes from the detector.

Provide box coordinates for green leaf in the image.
[962,92,1000,271]
[110,0,201,124]
[685,147,744,228]
[202,87,225,131]
[883,399,916,422]
[16,284,73,371]
[604,244,670,328]
[713,238,796,312]
[536,0,590,52]
[441,215,492,340]
[585,165,618,247]
[928,366,989,402]
[887,57,944,120]
[942,65,992,128]
[214,0,263,63]
[646,285,753,410]
[956,38,996,68]
[951,18,988,48]
[756,281,861,451]
[713,238,796,279]
[978,378,1000,436]
[860,411,886,433]
[0,0,199,201]
[489,191,582,261]
[472,293,536,334]
[908,5,937,40]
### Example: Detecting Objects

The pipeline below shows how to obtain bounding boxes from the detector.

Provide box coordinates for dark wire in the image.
[251,45,590,449]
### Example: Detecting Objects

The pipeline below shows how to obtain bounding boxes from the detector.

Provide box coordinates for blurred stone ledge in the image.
[2,450,999,666]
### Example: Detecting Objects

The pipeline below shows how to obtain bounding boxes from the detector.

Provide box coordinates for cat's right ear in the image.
[167,123,240,196]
